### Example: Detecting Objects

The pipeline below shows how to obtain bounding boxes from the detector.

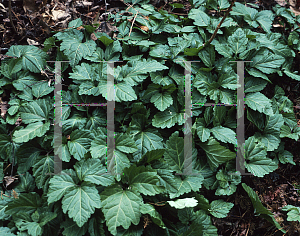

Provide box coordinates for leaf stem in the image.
[203,0,236,48]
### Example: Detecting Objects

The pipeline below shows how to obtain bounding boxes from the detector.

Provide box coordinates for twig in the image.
[8,0,18,34]
[3,164,11,173]
[169,12,188,15]
[129,12,138,37]
[203,0,236,47]
[119,0,149,19]
[245,221,251,236]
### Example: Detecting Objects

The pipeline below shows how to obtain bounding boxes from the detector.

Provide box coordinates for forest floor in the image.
[1,0,300,235]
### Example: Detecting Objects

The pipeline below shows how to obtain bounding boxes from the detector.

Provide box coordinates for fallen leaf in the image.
[140,26,149,32]
[51,10,70,21]
[27,38,39,45]
[3,176,18,187]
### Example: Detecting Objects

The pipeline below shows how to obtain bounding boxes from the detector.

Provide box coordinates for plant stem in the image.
[203,0,236,48]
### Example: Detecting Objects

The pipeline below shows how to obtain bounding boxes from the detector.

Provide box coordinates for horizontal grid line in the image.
[60,103,107,106]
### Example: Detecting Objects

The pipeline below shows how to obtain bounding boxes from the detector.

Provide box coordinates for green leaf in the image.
[15,172,35,193]
[189,9,210,27]
[15,220,42,236]
[245,92,273,116]
[14,211,56,236]
[0,134,14,161]
[122,60,168,79]
[100,184,143,236]
[5,193,42,215]
[244,136,277,177]
[152,109,179,129]
[150,71,173,86]
[141,149,165,164]
[199,137,236,169]
[90,133,132,181]
[214,169,241,196]
[181,222,204,236]
[210,126,236,145]
[169,175,204,199]
[150,92,173,112]
[74,159,115,186]
[0,193,13,221]
[197,126,211,142]
[115,133,138,153]
[13,122,50,143]
[85,108,106,130]
[130,123,164,158]
[47,170,77,204]
[32,155,54,189]
[164,131,197,173]
[214,43,232,58]
[218,0,230,9]
[16,141,43,173]
[255,113,284,151]
[227,28,248,56]
[68,18,83,28]
[256,10,274,33]
[104,40,122,61]
[38,211,57,227]
[54,142,71,162]
[8,99,21,116]
[190,0,207,8]
[282,205,300,222]
[209,200,234,218]
[0,227,16,236]
[62,113,87,133]
[98,81,137,102]
[43,37,55,52]
[90,135,107,159]
[278,149,295,165]
[95,32,114,46]
[0,58,22,79]
[198,45,215,68]
[69,63,95,81]
[149,45,171,59]
[19,99,51,124]
[194,71,235,103]
[32,82,54,98]
[280,125,299,141]
[230,2,259,27]
[85,47,105,62]
[284,70,300,81]
[247,68,272,83]
[62,182,101,227]
[244,77,268,93]
[6,45,48,73]
[124,165,164,196]
[167,197,198,209]
[67,129,94,160]
[60,37,96,66]
[251,50,285,74]
[113,150,131,181]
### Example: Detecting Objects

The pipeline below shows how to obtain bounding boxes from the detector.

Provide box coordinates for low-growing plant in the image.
[0,0,300,235]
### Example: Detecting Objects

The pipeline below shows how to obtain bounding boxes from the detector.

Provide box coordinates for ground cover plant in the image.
[0,0,300,235]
